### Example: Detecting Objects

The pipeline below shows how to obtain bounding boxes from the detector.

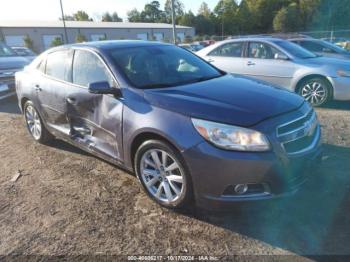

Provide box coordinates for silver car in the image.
[197,38,350,106]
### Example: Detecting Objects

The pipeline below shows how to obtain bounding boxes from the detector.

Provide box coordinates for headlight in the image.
[337,69,350,77]
[191,118,270,152]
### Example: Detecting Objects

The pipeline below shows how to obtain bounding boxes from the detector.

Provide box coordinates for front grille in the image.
[277,108,320,155]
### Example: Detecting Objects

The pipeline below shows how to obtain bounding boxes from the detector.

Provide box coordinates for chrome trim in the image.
[276,107,320,155]
[282,125,321,156]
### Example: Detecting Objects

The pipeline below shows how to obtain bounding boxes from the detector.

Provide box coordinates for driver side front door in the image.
[65,49,124,161]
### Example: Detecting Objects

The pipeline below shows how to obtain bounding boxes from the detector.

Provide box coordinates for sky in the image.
[0,0,220,22]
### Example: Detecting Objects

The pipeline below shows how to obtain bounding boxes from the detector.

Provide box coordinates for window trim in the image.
[208,41,245,58]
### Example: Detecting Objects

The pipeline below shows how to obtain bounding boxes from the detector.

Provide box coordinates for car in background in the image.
[197,38,350,106]
[322,37,350,50]
[16,41,321,210]
[11,46,37,62]
[290,38,350,60]
[179,43,204,52]
[0,42,30,97]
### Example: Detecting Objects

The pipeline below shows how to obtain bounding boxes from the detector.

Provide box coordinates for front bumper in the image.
[0,77,15,96]
[328,76,350,101]
[183,126,322,210]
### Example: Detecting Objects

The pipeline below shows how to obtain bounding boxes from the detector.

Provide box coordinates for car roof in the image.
[49,40,172,52]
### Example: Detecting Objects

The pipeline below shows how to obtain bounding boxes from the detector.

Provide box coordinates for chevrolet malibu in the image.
[16,41,322,210]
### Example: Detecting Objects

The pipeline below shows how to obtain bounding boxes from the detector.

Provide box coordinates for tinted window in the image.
[73,50,113,87]
[299,41,325,52]
[210,42,244,57]
[107,45,223,89]
[45,50,72,81]
[248,42,284,59]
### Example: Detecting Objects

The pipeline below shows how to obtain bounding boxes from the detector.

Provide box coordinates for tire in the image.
[134,139,193,209]
[297,77,332,107]
[23,101,53,144]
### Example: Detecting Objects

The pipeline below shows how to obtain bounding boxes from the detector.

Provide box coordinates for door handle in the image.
[34,84,41,91]
[207,58,215,63]
[66,97,76,104]
[247,61,255,66]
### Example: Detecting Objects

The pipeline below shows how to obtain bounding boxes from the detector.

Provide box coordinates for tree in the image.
[273,3,301,32]
[111,12,123,22]
[50,37,63,47]
[198,2,211,18]
[178,11,196,27]
[214,0,239,35]
[101,12,113,22]
[23,35,34,50]
[142,1,164,22]
[75,33,87,43]
[127,8,142,22]
[73,10,93,21]
[102,12,123,22]
[164,0,185,23]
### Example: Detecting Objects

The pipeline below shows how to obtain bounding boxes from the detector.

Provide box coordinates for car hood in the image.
[0,56,29,70]
[144,74,304,127]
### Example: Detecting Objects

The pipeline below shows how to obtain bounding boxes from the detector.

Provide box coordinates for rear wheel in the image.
[298,77,331,107]
[134,140,193,209]
[24,101,53,143]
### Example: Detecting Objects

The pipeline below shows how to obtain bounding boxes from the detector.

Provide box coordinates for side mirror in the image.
[274,53,289,60]
[88,81,122,97]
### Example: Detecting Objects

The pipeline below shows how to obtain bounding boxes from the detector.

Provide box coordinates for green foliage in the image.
[102,12,123,22]
[273,3,301,32]
[75,33,87,43]
[23,35,34,50]
[73,10,93,21]
[50,37,63,47]
[164,0,185,23]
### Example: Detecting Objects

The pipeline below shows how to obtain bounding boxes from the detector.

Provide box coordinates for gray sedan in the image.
[197,38,350,106]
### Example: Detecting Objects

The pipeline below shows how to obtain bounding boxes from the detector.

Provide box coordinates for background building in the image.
[0,21,195,52]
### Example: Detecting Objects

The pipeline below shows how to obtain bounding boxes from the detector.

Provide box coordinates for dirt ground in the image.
[0,96,349,260]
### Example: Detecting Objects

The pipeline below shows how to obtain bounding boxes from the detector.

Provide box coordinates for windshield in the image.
[320,40,350,54]
[0,43,16,57]
[13,47,36,56]
[107,45,223,89]
[273,40,317,59]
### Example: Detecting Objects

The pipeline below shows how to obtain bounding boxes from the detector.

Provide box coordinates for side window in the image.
[300,41,323,52]
[209,42,244,57]
[248,42,284,59]
[45,50,72,81]
[72,50,113,87]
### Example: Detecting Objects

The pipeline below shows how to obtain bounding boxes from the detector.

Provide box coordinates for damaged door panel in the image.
[66,49,123,161]
[37,49,73,135]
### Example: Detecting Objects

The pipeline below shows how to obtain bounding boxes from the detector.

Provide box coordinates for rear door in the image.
[65,49,123,161]
[241,41,296,89]
[36,49,73,135]
[203,41,245,74]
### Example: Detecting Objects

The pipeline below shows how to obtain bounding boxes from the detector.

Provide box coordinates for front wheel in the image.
[298,78,332,107]
[134,140,193,209]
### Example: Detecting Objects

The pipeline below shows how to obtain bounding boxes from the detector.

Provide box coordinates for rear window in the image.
[45,50,72,81]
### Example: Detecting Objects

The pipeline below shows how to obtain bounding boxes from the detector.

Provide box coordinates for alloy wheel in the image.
[300,81,328,106]
[25,105,42,140]
[140,149,185,203]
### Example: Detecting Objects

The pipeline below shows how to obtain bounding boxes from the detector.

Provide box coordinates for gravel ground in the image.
[0,96,349,260]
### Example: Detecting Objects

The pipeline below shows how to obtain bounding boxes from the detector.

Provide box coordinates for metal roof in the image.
[0,20,192,29]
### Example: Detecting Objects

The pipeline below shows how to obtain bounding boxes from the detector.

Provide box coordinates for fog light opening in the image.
[234,184,248,195]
